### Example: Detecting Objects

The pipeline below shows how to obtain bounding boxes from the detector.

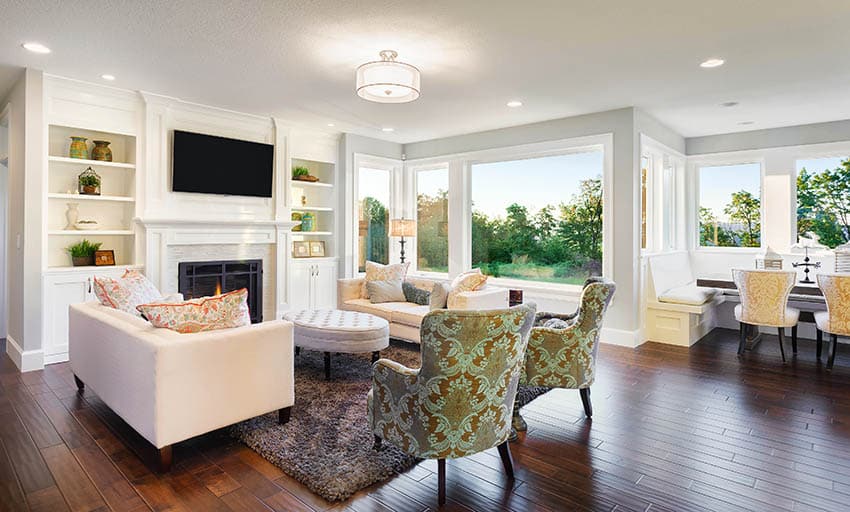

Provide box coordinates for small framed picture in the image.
[309,241,326,257]
[292,241,310,258]
[94,250,116,266]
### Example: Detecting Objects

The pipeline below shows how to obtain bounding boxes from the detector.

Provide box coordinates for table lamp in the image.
[390,218,416,264]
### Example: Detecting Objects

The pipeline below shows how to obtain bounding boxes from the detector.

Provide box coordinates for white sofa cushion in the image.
[392,305,430,327]
[342,299,418,321]
[657,284,722,306]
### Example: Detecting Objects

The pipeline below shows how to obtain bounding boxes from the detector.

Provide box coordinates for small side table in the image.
[509,289,524,307]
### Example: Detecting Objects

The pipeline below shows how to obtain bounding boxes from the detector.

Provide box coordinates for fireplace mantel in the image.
[137,217,299,230]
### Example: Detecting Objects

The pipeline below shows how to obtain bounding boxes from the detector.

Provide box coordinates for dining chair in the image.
[367,303,536,506]
[815,273,850,369]
[732,269,799,362]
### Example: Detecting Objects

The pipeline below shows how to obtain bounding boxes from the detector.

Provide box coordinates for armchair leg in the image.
[777,328,787,363]
[73,374,84,392]
[829,334,839,370]
[278,407,291,425]
[792,325,798,354]
[737,323,747,355]
[817,329,823,359]
[324,352,331,381]
[373,434,382,451]
[579,388,592,418]
[497,441,515,480]
[158,445,172,473]
[437,459,446,506]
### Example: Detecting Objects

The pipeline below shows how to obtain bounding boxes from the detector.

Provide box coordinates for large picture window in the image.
[357,167,391,271]
[470,150,603,285]
[796,156,850,248]
[415,167,449,273]
[698,163,761,248]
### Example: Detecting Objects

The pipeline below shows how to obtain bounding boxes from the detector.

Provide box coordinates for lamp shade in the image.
[390,218,417,237]
[356,50,420,103]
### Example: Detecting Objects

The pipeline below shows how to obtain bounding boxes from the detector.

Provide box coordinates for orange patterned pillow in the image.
[136,288,251,333]
[93,270,162,316]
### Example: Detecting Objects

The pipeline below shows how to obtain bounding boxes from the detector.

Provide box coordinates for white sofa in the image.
[646,252,724,346]
[337,276,508,343]
[69,302,294,471]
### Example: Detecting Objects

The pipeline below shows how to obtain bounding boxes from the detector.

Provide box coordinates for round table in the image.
[282,309,390,380]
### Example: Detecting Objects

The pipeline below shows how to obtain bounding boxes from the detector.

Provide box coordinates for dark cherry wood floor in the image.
[2,330,850,511]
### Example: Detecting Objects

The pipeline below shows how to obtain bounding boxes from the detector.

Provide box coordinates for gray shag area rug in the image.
[230,340,549,502]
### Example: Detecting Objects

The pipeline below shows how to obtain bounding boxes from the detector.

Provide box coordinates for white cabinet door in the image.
[313,260,338,310]
[43,273,92,362]
[288,261,313,311]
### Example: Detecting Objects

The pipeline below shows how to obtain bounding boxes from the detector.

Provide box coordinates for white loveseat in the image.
[69,302,294,471]
[646,252,724,346]
[337,276,508,343]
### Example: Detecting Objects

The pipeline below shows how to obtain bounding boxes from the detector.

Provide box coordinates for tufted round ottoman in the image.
[282,309,390,380]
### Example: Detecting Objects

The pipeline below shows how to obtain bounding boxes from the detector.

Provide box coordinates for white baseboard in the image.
[5,335,44,372]
[601,327,644,348]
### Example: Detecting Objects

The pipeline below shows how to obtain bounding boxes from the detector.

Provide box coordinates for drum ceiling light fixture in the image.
[356,50,421,103]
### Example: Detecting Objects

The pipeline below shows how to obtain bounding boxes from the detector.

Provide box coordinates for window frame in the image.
[640,136,685,254]
[690,156,765,252]
[409,161,451,277]
[793,152,850,249]
[349,154,403,275]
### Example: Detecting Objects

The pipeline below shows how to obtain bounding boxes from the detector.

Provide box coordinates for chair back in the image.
[732,269,796,326]
[417,303,535,457]
[817,273,850,336]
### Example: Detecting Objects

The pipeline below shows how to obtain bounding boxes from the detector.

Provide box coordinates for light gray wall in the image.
[635,108,686,155]
[686,119,850,155]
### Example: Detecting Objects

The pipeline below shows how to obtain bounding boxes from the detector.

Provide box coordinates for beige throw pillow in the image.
[364,261,410,299]
[366,279,406,303]
[447,269,489,308]
[429,281,451,310]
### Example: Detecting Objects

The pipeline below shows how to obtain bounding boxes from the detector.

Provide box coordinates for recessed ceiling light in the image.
[327,123,335,127]
[381,127,394,132]
[720,101,739,107]
[700,58,725,68]
[738,121,755,125]
[22,42,51,54]
[506,100,523,108]
[101,74,115,81]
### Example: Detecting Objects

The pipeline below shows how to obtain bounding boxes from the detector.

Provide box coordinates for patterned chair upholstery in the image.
[816,273,850,369]
[513,277,615,433]
[367,303,536,505]
[732,269,799,362]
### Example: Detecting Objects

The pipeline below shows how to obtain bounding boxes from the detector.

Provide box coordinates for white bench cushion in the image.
[658,285,722,306]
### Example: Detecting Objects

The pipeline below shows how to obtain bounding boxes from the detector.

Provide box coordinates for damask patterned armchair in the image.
[513,277,615,433]
[367,303,536,505]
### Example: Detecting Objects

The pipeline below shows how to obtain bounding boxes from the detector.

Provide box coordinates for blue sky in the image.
[700,163,761,222]
[796,156,846,174]
[470,151,603,218]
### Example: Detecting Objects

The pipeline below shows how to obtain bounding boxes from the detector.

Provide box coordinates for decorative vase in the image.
[71,255,94,267]
[91,140,112,161]
[301,212,315,232]
[69,136,88,159]
[65,203,79,230]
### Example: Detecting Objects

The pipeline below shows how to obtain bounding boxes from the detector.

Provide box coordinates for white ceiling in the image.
[1,0,849,143]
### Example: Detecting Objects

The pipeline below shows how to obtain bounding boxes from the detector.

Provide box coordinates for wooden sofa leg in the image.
[278,407,292,425]
[497,441,515,480]
[579,388,592,418]
[73,374,84,392]
[159,446,172,473]
[324,352,331,380]
[437,458,446,505]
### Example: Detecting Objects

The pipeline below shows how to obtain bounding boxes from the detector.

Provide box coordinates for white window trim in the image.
[404,133,614,293]
[689,154,766,252]
[348,153,403,276]
[640,135,686,254]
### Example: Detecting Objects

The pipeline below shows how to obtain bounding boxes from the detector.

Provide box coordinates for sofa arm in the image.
[449,287,509,310]
[338,277,365,304]
[154,320,294,448]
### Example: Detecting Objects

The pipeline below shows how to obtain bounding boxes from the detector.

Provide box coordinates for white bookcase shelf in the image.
[294,180,333,189]
[293,231,333,236]
[48,156,135,169]
[292,206,333,212]
[48,193,135,203]
[49,230,135,236]
[290,157,337,261]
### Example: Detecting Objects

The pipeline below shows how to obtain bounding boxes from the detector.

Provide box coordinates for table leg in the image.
[371,351,380,363]
[324,352,331,380]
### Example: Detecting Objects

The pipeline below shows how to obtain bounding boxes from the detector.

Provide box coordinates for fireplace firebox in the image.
[178,260,263,323]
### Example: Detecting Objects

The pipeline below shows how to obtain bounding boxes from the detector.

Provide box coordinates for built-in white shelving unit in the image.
[46,124,138,269]
[290,157,337,259]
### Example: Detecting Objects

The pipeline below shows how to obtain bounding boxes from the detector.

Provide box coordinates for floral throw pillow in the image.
[93,270,163,317]
[447,269,489,308]
[136,288,251,334]
[364,261,410,299]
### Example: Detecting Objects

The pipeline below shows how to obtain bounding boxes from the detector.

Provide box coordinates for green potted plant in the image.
[292,165,318,182]
[78,167,102,195]
[66,239,102,266]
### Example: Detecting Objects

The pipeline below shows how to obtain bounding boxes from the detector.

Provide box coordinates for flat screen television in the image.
[172,130,274,198]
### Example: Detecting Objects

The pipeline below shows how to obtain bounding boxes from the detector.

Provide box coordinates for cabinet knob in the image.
[87,277,92,293]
